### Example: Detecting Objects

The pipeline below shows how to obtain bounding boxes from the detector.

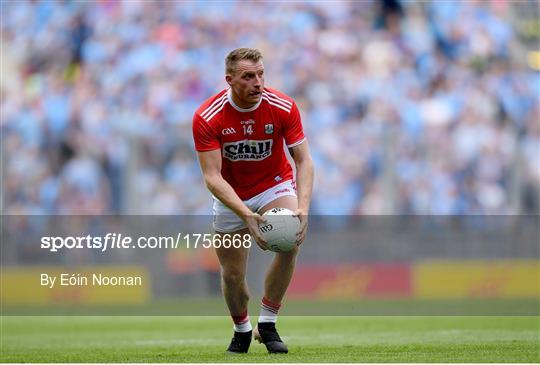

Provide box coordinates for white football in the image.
[259,207,300,252]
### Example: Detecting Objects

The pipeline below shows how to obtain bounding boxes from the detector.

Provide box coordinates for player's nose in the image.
[254,76,262,88]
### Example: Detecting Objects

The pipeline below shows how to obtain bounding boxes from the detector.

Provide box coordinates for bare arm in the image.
[289,141,314,244]
[197,149,268,249]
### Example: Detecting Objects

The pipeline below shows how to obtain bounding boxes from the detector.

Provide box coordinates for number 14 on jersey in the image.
[243,125,254,135]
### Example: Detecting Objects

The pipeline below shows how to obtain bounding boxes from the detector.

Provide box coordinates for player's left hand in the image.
[293,209,308,245]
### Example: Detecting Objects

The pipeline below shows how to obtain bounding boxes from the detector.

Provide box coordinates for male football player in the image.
[192,48,314,354]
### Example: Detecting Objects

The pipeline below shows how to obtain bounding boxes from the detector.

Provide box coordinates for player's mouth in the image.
[249,91,261,97]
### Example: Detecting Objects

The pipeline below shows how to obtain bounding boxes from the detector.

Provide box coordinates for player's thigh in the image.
[214,228,251,276]
[259,195,298,214]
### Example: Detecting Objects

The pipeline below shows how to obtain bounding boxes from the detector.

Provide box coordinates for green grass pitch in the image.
[1,316,538,362]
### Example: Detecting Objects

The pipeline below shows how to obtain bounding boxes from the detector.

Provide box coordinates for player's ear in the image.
[225,74,233,86]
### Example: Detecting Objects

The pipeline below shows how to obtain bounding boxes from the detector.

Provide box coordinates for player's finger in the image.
[294,211,305,233]
[296,219,307,235]
[250,220,266,239]
[292,209,302,218]
[248,225,268,250]
[296,221,307,244]
[255,231,268,245]
[256,240,268,251]
[253,233,268,250]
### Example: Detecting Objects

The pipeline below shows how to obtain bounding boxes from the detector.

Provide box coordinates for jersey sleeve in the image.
[283,102,306,148]
[192,113,221,152]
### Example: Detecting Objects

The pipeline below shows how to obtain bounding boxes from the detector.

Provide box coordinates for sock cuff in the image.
[231,310,249,325]
[262,297,281,312]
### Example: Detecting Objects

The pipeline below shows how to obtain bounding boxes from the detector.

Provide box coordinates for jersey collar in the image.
[227,88,262,113]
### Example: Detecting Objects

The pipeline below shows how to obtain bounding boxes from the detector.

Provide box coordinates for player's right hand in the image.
[243,213,268,251]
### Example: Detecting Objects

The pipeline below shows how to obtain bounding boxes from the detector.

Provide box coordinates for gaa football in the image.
[259,207,300,252]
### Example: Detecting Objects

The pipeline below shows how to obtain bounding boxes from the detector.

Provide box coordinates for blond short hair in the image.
[225,48,263,75]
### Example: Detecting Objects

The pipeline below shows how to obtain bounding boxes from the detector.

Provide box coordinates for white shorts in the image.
[213,180,297,233]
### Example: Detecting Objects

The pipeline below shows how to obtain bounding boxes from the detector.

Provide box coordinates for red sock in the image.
[231,310,252,332]
[259,297,281,323]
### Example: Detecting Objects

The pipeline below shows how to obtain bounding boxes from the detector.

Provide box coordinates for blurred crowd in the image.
[1,0,539,215]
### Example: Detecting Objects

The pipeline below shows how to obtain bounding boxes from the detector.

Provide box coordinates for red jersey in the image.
[193,87,305,200]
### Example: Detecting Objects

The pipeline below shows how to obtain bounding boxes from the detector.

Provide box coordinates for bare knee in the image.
[221,268,246,288]
[277,245,299,260]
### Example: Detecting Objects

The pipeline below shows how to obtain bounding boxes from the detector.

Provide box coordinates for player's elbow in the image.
[295,154,314,172]
[203,172,221,193]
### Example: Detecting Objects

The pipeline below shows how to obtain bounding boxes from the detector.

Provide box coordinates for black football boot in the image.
[226,330,252,354]
[254,322,288,354]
